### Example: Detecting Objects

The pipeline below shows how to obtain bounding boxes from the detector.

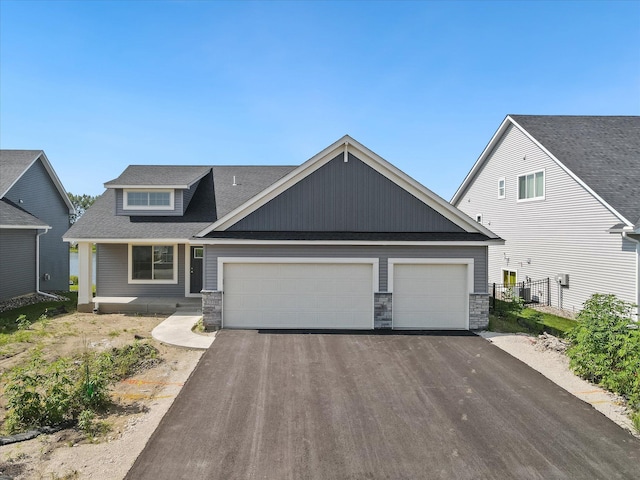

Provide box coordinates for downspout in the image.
[622,231,640,320]
[36,228,58,299]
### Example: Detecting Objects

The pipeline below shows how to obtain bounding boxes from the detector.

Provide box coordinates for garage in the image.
[221,260,376,329]
[391,260,471,330]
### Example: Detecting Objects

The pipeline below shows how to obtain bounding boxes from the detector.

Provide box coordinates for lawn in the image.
[489,299,577,337]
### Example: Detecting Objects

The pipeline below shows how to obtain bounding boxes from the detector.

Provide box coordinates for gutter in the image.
[36,228,58,299]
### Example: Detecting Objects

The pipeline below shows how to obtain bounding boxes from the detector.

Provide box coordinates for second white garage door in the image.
[392,263,469,330]
[222,262,374,329]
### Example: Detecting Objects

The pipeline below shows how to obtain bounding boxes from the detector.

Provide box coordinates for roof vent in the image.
[232,175,237,186]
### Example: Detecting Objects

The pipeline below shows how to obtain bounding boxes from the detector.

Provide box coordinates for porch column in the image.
[77,242,94,312]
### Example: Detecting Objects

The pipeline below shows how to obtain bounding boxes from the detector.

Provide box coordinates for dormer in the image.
[105,166,211,217]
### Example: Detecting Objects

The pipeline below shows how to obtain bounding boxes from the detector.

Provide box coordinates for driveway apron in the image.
[126,330,640,479]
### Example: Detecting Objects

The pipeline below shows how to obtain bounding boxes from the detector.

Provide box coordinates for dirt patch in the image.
[0,312,204,479]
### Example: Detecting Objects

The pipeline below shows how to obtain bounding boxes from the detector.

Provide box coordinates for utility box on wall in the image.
[556,274,569,287]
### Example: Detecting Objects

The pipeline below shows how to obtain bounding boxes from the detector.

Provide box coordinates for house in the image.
[452,115,640,314]
[64,136,501,330]
[0,150,75,301]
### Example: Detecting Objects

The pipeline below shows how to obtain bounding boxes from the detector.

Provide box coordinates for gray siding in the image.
[0,229,37,300]
[205,244,487,293]
[96,243,186,296]
[229,153,465,232]
[456,124,637,312]
[115,189,184,216]
[182,180,199,214]
[4,158,70,291]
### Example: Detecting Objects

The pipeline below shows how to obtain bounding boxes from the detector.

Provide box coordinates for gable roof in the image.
[0,150,75,213]
[104,165,212,189]
[0,198,50,229]
[197,135,500,239]
[452,115,640,228]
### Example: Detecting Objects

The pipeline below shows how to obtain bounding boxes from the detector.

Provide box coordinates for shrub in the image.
[70,275,79,285]
[3,341,160,434]
[567,294,640,412]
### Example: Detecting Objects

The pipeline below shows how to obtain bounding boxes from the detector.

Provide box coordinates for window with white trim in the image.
[498,178,505,199]
[129,245,177,283]
[124,189,174,210]
[517,170,544,201]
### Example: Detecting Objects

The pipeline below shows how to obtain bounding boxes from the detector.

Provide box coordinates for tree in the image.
[68,193,98,223]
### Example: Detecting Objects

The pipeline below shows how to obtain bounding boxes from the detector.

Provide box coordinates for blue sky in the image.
[1,0,639,200]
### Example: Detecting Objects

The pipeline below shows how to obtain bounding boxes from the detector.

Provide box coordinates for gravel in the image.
[0,293,69,314]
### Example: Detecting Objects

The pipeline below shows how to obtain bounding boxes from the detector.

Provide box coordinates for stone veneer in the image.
[469,293,490,330]
[202,290,222,331]
[374,293,392,329]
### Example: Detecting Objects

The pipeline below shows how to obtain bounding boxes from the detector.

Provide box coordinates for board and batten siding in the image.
[3,158,70,292]
[96,244,186,296]
[0,229,37,300]
[229,153,465,233]
[205,244,487,293]
[456,124,637,312]
[115,189,184,216]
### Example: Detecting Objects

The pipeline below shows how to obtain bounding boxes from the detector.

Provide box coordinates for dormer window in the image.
[124,189,174,210]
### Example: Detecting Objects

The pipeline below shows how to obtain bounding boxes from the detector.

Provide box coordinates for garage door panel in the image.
[393,263,468,330]
[223,262,374,329]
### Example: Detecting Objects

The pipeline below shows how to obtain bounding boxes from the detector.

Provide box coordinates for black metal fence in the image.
[489,278,550,310]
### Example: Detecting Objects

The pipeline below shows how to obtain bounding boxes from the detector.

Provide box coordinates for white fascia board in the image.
[38,151,76,214]
[62,237,189,244]
[451,116,513,206]
[508,117,633,228]
[1,224,50,230]
[197,135,499,238]
[196,239,503,246]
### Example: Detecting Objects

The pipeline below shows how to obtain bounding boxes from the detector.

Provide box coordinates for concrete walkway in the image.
[151,308,215,349]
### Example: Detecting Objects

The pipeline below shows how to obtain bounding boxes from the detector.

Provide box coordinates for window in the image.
[517,170,544,201]
[503,270,517,286]
[124,189,174,210]
[498,178,505,199]
[129,245,177,283]
[193,247,204,259]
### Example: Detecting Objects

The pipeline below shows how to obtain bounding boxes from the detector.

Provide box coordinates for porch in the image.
[91,296,202,315]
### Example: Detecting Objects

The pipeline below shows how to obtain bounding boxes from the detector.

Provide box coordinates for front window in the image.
[124,189,174,210]
[129,245,177,283]
[517,170,544,201]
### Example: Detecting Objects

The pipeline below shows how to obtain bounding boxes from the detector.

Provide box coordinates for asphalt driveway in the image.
[126,330,640,479]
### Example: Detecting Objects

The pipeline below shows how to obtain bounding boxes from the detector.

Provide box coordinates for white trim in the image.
[452,116,633,227]
[108,184,188,189]
[516,169,545,202]
[123,189,175,211]
[217,257,379,294]
[63,237,505,246]
[387,258,474,294]
[1,151,75,214]
[185,244,204,297]
[501,268,518,285]
[1,224,50,230]
[196,135,499,239]
[498,177,506,199]
[128,243,179,284]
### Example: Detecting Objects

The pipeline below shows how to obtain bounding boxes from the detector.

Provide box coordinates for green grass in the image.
[0,292,78,336]
[489,300,577,337]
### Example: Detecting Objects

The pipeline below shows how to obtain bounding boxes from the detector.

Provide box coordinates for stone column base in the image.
[202,290,222,331]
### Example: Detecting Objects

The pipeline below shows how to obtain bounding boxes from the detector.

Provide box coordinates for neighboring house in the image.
[452,115,640,314]
[64,136,501,330]
[0,150,74,301]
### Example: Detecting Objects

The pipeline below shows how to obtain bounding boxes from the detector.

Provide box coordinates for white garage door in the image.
[393,263,469,329]
[222,262,374,329]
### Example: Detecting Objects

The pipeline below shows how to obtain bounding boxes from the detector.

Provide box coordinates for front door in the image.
[190,246,204,294]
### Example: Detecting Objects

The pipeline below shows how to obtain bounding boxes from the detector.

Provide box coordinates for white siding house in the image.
[452,115,640,315]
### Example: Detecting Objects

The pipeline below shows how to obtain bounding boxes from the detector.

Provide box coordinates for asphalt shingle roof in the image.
[0,198,48,228]
[66,166,296,239]
[511,115,640,226]
[0,150,42,197]
[104,165,212,188]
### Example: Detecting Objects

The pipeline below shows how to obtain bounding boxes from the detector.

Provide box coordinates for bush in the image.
[3,341,160,434]
[70,275,78,285]
[567,294,640,412]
